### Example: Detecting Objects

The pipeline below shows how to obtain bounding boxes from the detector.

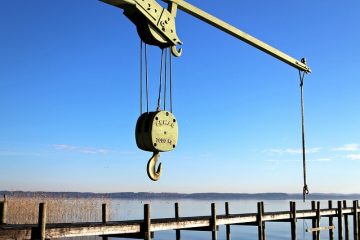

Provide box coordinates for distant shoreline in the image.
[1,191,360,200]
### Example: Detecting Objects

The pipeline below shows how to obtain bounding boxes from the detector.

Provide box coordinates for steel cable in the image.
[157,49,165,111]
[299,68,309,202]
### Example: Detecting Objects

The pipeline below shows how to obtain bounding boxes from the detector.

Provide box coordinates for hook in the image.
[171,45,182,57]
[147,152,162,181]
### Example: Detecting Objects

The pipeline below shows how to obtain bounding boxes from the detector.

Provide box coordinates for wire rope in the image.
[164,48,168,111]
[169,48,173,113]
[299,68,309,202]
[145,44,149,113]
[157,49,165,111]
[140,40,143,114]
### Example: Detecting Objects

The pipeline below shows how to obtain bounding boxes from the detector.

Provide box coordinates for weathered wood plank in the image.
[0,226,33,240]
[257,202,265,240]
[107,232,154,239]
[182,226,219,231]
[0,202,359,240]
[102,203,109,240]
[311,201,317,240]
[211,203,217,240]
[31,203,47,240]
[344,200,349,240]
[306,226,335,232]
[225,202,231,240]
[316,201,320,240]
[329,201,334,240]
[354,200,359,240]
[102,203,108,223]
[39,203,47,240]
[0,201,7,225]
[338,201,344,240]
[175,202,180,240]
[144,204,151,240]
[290,201,296,240]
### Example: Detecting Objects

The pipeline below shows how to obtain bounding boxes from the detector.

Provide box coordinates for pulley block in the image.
[136,110,178,152]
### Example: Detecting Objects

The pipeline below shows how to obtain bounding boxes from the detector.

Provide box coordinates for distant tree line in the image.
[1,191,359,200]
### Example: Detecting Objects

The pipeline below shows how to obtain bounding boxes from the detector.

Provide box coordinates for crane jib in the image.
[100,0,311,73]
[162,0,311,73]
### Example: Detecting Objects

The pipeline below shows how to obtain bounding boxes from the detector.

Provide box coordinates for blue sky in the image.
[1,0,360,193]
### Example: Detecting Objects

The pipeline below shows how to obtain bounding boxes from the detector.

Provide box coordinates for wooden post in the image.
[257,201,265,240]
[353,200,359,240]
[338,201,343,240]
[144,204,151,240]
[225,202,231,240]
[316,201,320,240]
[211,203,217,240]
[38,202,47,240]
[102,203,108,223]
[0,200,7,225]
[311,201,317,240]
[175,202,181,240]
[290,201,297,240]
[358,201,360,240]
[102,203,108,240]
[329,200,334,240]
[356,200,360,240]
[343,200,349,240]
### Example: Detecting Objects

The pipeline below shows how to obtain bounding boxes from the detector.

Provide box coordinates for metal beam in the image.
[162,0,311,73]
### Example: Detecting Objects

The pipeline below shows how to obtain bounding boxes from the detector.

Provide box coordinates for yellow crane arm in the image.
[163,0,311,73]
[101,0,311,73]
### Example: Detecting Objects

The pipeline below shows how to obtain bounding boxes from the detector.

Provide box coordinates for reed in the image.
[4,195,110,224]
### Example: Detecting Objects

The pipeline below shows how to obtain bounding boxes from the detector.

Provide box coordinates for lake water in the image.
[106,199,350,240]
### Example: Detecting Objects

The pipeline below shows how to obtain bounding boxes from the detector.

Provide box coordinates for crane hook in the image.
[147,152,162,181]
[171,45,182,57]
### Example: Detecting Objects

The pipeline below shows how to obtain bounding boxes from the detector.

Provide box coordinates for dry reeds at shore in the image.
[4,195,110,225]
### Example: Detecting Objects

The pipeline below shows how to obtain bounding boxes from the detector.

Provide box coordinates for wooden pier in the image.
[1,200,359,240]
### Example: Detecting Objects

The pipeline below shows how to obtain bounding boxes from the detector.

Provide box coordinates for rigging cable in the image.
[299,58,309,202]
[140,40,143,114]
[164,48,168,111]
[145,43,149,113]
[157,49,165,111]
[298,59,310,239]
[140,41,150,113]
[169,48,173,113]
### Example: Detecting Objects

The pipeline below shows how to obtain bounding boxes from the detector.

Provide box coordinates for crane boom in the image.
[101,0,311,73]
[163,0,310,73]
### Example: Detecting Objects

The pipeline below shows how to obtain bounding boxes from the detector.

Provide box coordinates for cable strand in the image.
[299,70,309,202]
[170,48,173,113]
[164,48,167,111]
[140,40,143,114]
[157,49,164,111]
[145,44,149,113]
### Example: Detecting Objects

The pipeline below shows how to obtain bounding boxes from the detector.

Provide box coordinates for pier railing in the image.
[1,200,359,240]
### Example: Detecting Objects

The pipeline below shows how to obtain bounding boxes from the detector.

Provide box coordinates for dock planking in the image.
[0,200,359,239]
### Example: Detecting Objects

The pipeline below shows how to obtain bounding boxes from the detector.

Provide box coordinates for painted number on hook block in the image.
[135,111,178,152]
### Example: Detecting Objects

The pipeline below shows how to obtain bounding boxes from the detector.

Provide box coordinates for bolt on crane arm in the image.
[101,0,311,73]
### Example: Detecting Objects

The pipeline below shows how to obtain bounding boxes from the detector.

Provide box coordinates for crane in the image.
[100,0,311,72]
[100,0,311,199]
